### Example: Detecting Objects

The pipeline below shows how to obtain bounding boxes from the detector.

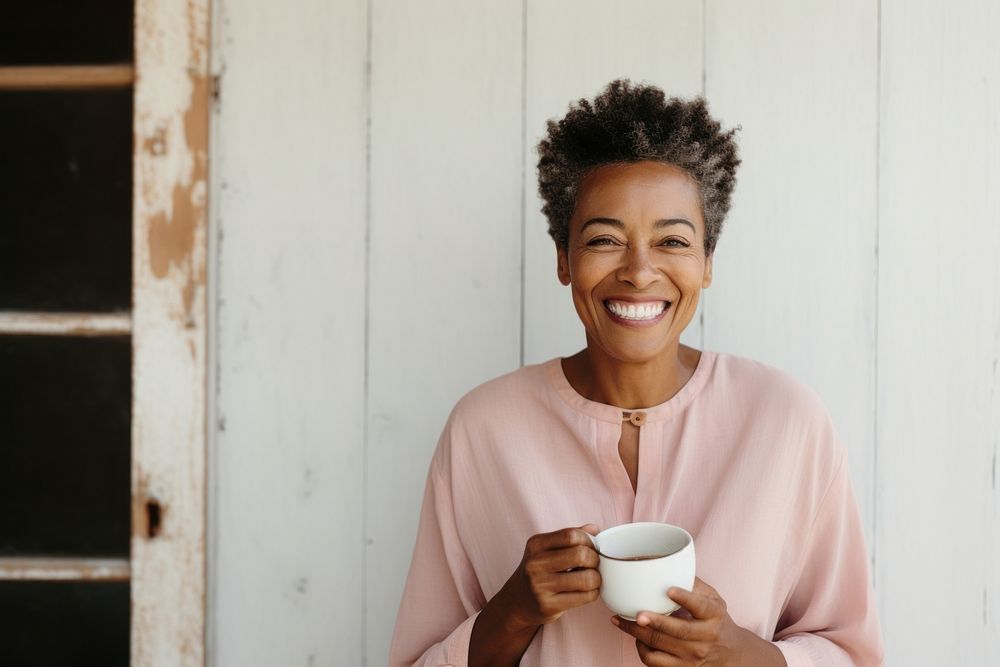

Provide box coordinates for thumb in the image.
[579,523,600,535]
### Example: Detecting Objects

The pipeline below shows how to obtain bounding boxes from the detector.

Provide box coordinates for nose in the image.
[615,244,661,289]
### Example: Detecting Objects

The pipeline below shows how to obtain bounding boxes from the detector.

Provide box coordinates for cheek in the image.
[657,260,705,297]
[569,255,613,291]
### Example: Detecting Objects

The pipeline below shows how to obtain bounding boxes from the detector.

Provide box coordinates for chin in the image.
[598,340,673,365]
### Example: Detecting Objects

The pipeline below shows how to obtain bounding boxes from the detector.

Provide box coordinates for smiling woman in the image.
[389,79,884,667]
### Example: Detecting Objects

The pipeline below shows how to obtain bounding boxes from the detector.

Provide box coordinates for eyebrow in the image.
[580,217,696,234]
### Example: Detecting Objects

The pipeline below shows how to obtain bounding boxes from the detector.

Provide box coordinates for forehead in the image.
[573,161,703,225]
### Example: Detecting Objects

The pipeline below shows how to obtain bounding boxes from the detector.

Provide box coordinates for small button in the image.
[627,411,647,426]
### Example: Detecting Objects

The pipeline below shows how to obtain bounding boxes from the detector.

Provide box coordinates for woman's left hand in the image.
[611,577,786,666]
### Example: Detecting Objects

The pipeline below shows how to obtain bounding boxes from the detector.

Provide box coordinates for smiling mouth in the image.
[603,299,670,321]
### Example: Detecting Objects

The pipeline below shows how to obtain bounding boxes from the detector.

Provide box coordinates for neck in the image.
[563,338,700,410]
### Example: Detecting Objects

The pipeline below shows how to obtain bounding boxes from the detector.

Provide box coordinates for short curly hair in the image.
[536,79,740,256]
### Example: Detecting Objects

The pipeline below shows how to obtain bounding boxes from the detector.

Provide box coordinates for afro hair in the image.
[536,78,741,256]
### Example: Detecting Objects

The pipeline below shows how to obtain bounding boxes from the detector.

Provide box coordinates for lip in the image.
[602,299,671,328]
[603,295,671,303]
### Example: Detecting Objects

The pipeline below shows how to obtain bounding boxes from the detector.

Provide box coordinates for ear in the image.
[702,253,713,289]
[556,244,571,286]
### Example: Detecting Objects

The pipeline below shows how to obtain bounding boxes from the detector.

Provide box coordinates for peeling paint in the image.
[143,126,168,155]
[147,68,208,321]
[132,0,210,662]
[146,0,210,325]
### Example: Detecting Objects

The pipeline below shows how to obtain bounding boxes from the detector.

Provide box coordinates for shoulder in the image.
[710,351,832,425]
[430,361,550,469]
[448,361,548,423]
[707,351,845,476]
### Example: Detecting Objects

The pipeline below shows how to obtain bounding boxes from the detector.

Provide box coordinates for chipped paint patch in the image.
[132,0,211,664]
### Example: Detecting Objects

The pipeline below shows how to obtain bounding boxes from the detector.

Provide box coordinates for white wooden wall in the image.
[210,1,1000,665]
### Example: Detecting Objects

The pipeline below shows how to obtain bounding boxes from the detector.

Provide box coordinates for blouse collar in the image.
[545,350,717,424]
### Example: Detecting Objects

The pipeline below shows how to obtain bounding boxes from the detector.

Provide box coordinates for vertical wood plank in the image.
[878,1,1000,663]
[132,0,210,663]
[365,1,523,663]
[211,0,368,664]
[702,0,879,551]
[523,0,705,366]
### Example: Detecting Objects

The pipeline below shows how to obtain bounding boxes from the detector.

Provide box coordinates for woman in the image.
[389,79,884,666]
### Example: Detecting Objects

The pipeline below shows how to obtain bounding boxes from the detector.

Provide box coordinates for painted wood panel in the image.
[365,1,524,664]
[132,0,211,664]
[523,0,705,366]
[211,0,369,665]
[702,0,879,551]
[877,1,1000,663]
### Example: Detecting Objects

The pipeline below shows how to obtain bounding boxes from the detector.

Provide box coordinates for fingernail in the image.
[610,616,620,626]
[637,614,649,626]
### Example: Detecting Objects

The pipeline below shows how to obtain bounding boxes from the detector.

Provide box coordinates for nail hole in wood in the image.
[146,499,162,539]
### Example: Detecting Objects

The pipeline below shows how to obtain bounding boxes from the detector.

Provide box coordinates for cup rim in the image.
[592,521,693,562]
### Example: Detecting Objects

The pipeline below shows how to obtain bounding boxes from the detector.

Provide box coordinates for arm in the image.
[389,451,602,666]
[610,450,882,666]
[771,453,885,666]
[469,525,601,666]
[389,460,486,667]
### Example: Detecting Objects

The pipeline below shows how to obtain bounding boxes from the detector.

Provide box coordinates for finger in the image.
[613,616,690,656]
[633,611,714,642]
[692,576,718,597]
[667,585,720,621]
[529,525,599,553]
[545,544,599,572]
[635,639,684,667]
[549,568,600,594]
[554,588,601,609]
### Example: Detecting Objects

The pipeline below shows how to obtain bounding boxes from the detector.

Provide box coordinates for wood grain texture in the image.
[211,0,368,665]
[523,0,705,366]
[0,312,131,336]
[877,1,1000,663]
[702,0,879,551]
[364,1,524,663]
[0,64,134,90]
[0,557,130,581]
[132,0,210,664]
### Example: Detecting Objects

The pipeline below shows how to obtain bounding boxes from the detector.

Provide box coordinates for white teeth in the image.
[606,300,667,321]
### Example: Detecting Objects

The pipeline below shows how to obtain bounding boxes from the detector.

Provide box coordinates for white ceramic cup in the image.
[587,522,696,621]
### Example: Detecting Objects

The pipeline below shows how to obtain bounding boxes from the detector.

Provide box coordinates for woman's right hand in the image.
[503,523,602,629]
[469,524,602,666]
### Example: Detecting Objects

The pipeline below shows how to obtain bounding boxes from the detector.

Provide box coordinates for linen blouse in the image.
[389,351,884,666]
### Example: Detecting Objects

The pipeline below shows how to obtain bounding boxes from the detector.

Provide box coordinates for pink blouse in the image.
[389,351,884,666]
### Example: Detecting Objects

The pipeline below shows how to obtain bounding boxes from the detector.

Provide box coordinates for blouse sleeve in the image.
[771,452,885,666]
[388,431,487,667]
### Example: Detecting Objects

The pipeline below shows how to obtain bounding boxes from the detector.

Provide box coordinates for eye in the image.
[586,236,619,247]
[661,238,690,248]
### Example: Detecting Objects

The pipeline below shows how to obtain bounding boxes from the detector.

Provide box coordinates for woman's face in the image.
[556,160,713,363]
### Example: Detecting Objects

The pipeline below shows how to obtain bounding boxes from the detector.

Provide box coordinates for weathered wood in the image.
[365,1,523,664]
[702,0,879,551]
[0,65,134,90]
[522,0,705,365]
[878,1,1000,663]
[0,312,131,336]
[211,0,368,665]
[0,557,130,582]
[132,0,210,664]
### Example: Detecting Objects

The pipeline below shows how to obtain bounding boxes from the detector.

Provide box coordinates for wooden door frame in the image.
[132,0,211,663]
